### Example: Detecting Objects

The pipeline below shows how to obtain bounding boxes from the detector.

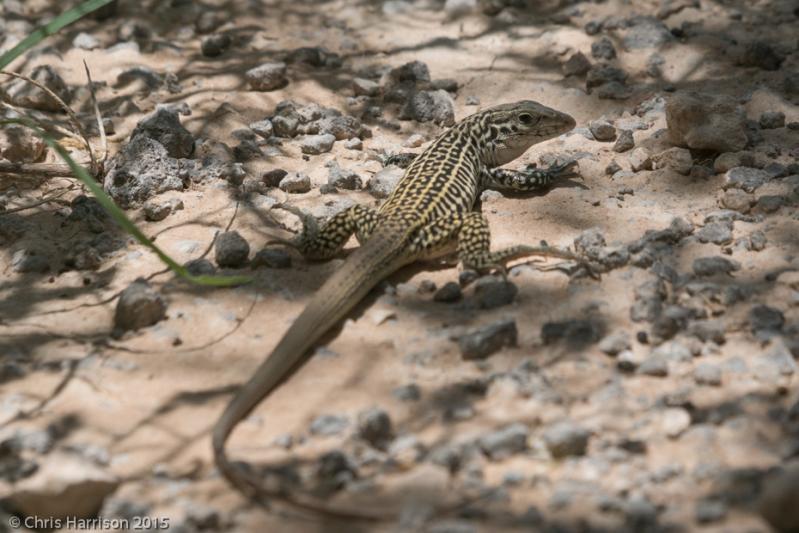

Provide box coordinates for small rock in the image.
[444,0,477,18]
[458,319,517,360]
[434,281,462,303]
[637,356,669,377]
[478,423,528,460]
[628,147,652,171]
[613,129,635,152]
[586,65,628,89]
[399,90,455,126]
[404,133,425,148]
[689,319,726,344]
[694,363,722,386]
[251,248,291,269]
[661,408,690,438]
[310,414,349,436]
[185,258,215,276]
[368,167,403,198]
[598,332,631,356]
[300,133,336,155]
[249,119,274,139]
[130,108,194,159]
[214,231,250,267]
[755,195,785,213]
[344,137,363,150]
[622,16,673,50]
[591,37,617,60]
[472,276,517,309]
[652,147,692,175]
[738,41,784,71]
[749,305,784,337]
[543,421,590,458]
[261,168,288,187]
[278,172,312,194]
[392,384,421,402]
[272,115,299,138]
[693,256,740,276]
[327,161,362,190]
[352,77,379,97]
[201,33,231,57]
[563,52,591,77]
[589,120,616,142]
[245,62,288,91]
[605,160,622,175]
[719,189,754,213]
[759,111,785,129]
[713,151,756,173]
[696,221,733,245]
[73,32,100,50]
[724,167,770,193]
[666,92,747,152]
[114,279,166,332]
[465,95,481,105]
[10,249,50,274]
[617,349,645,371]
[357,408,392,448]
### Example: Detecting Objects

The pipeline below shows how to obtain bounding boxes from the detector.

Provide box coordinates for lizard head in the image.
[478,100,576,166]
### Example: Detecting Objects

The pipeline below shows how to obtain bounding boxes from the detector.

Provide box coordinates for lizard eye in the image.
[518,113,536,125]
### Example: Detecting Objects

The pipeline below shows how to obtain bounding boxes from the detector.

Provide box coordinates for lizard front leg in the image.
[269,204,378,260]
[482,159,579,192]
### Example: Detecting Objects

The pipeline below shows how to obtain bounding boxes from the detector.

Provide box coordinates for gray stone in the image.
[278,172,311,194]
[738,41,784,71]
[689,319,726,344]
[473,276,517,309]
[399,89,455,126]
[724,167,770,193]
[693,256,740,277]
[73,32,100,50]
[652,147,693,175]
[344,137,363,150]
[591,37,616,60]
[261,168,288,187]
[300,133,336,155]
[613,129,635,152]
[719,189,754,212]
[249,119,273,139]
[755,195,785,213]
[598,332,631,356]
[434,281,462,303]
[367,167,403,198]
[622,16,673,49]
[352,77,379,97]
[251,248,291,269]
[214,231,250,267]
[142,198,182,222]
[357,408,392,448]
[589,120,616,141]
[629,147,652,171]
[696,221,733,245]
[114,279,166,332]
[316,115,362,140]
[478,423,528,460]
[597,81,632,100]
[458,319,517,360]
[11,249,50,274]
[749,305,784,337]
[310,414,349,436]
[245,62,287,91]
[759,111,785,129]
[637,356,669,377]
[694,364,722,386]
[543,421,590,458]
[563,52,591,77]
[661,408,691,438]
[185,258,216,276]
[586,65,627,89]
[272,115,299,137]
[392,383,421,402]
[130,108,194,159]
[327,160,362,190]
[714,151,756,173]
[103,136,185,208]
[201,33,231,57]
[666,92,747,152]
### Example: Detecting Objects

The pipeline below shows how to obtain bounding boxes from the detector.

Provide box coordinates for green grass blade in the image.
[0,0,117,70]
[1,118,251,287]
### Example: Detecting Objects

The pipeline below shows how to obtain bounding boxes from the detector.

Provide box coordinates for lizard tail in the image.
[212,224,412,520]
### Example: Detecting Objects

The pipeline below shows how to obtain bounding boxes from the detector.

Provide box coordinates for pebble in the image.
[652,147,692,175]
[310,414,349,436]
[300,133,336,155]
[368,167,403,198]
[404,133,425,148]
[472,276,517,309]
[661,408,691,438]
[748,305,784,337]
[352,77,379,97]
[279,172,312,194]
[478,423,528,460]
[759,111,785,129]
[399,89,455,126]
[10,249,50,274]
[719,189,754,212]
[724,167,770,193]
[357,408,393,448]
[598,331,631,356]
[637,355,669,377]
[562,52,591,77]
[622,16,673,49]
[201,33,231,57]
[214,231,250,267]
[261,168,288,187]
[694,363,722,386]
[392,383,421,402]
[272,115,298,137]
[693,256,740,277]
[143,198,183,222]
[185,258,215,276]
[613,129,635,152]
[113,279,167,332]
[755,195,784,213]
[617,349,645,371]
[696,221,733,245]
[343,137,363,150]
[245,62,288,91]
[458,318,518,360]
[465,95,481,105]
[628,147,652,172]
[251,248,291,269]
[689,319,726,344]
[739,41,784,71]
[73,32,101,50]
[249,119,273,139]
[591,37,617,60]
[130,108,194,159]
[589,120,616,141]
[434,281,462,303]
[543,421,590,458]
[326,160,362,190]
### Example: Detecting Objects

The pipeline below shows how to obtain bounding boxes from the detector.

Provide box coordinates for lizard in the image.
[213,100,583,519]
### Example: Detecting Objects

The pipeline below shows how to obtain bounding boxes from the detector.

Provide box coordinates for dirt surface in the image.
[1,0,798,532]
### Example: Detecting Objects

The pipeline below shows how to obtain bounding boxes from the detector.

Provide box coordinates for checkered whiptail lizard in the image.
[213,100,582,519]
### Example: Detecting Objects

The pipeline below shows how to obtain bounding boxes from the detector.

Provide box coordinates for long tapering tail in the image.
[212,226,412,519]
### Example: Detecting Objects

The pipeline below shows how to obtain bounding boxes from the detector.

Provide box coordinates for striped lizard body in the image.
[213,100,580,519]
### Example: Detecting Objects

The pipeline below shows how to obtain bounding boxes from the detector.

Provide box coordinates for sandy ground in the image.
[1,0,798,532]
